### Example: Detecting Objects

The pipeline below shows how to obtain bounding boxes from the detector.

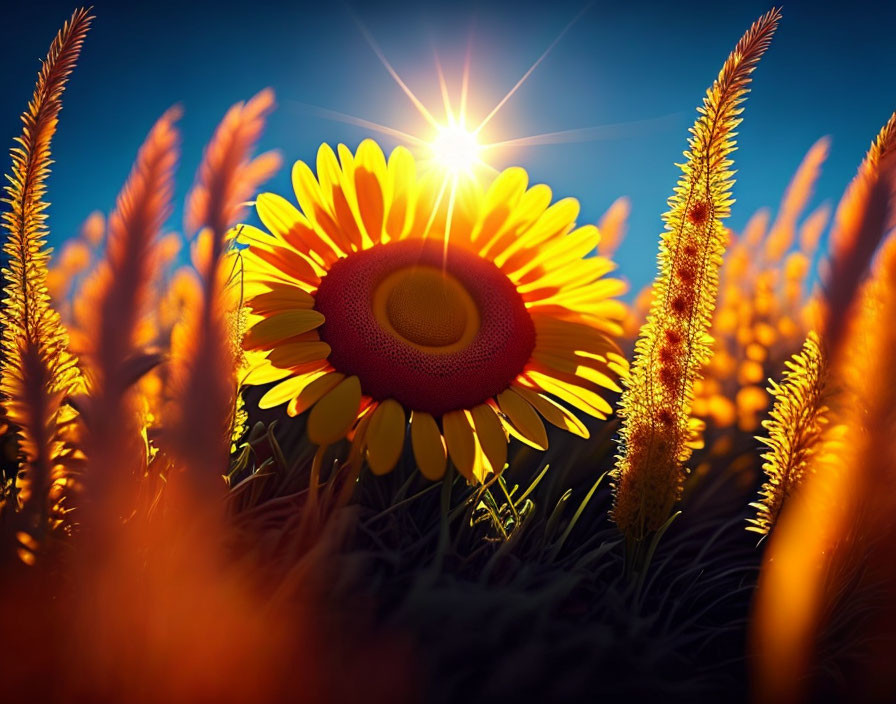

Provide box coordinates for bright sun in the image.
[430,122,481,174]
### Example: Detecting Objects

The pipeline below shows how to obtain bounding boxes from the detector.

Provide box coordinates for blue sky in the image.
[2,0,895,293]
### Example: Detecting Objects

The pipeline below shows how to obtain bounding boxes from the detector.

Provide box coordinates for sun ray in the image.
[290,102,428,146]
[474,2,592,135]
[351,11,441,129]
[442,174,459,266]
[420,172,452,241]
[480,113,680,150]
[460,24,474,126]
[318,5,621,179]
[433,50,454,124]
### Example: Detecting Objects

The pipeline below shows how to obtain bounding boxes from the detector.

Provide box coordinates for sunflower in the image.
[238,139,627,482]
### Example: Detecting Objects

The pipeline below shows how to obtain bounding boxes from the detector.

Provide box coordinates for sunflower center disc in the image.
[314,239,536,416]
[379,267,478,349]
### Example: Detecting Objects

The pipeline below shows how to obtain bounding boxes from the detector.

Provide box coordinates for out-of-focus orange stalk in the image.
[77,108,180,519]
[822,113,896,353]
[168,89,280,498]
[751,117,896,703]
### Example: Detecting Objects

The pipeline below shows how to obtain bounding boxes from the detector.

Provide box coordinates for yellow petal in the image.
[493,193,574,264]
[517,258,615,297]
[259,371,325,410]
[385,146,416,240]
[267,341,331,369]
[287,372,344,417]
[243,310,325,349]
[575,364,623,393]
[366,399,406,475]
[307,376,362,446]
[524,370,611,418]
[511,384,589,439]
[241,356,294,386]
[241,242,321,288]
[474,167,528,245]
[511,224,598,281]
[256,192,339,264]
[353,139,388,244]
[496,388,548,450]
[327,144,366,250]
[468,418,490,483]
[470,404,508,475]
[256,192,305,240]
[410,411,446,481]
[531,349,622,393]
[549,277,628,304]
[291,158,351,254]
[442,410,476,481]
[531,316,620,357]
[246,284,314,315]
[234,223,284,249]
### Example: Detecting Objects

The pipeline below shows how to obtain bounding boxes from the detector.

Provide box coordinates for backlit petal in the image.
[366,399,406,475]
[410,411,447,481]
[496,388,548,450]
[288,372,345,417]
[470,403,508,475]
[442,409,476,481]
[307,376,362,446]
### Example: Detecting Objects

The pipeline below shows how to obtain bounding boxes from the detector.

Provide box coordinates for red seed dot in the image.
[665,329,682,345]
[677,266,696,283]
[683,243,698,257]
[659,366,677,388]
[670,296,688,314]
[688,200,709,224]
[657,409,674,425]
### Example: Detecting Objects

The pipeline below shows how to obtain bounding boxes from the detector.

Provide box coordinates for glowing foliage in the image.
[823,112,896,351]
[0,8,91,556]
[752,115,896,703]
[169,89,280,487]
[84,108,180,401]
[748,331,827,536]
[612,9,781,540]
[763,137,830,261]
[596,196,630,257]
[66,109,182,516]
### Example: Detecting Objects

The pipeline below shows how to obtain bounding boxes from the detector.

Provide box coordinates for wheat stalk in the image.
[0,8,92,560]
[748,331,828,536]
[612,8,781,542]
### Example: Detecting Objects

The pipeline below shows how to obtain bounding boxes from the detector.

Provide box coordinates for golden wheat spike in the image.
[167,90,278,491]
[185,88,280,273]
[611,8,781,542]
[0,8,91,556]
[86,108,180,403]
[747,331,828,536]
[70,109,181,511]
[823,112,896,353]
[763,137,830,262]
[866,111,896,169]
